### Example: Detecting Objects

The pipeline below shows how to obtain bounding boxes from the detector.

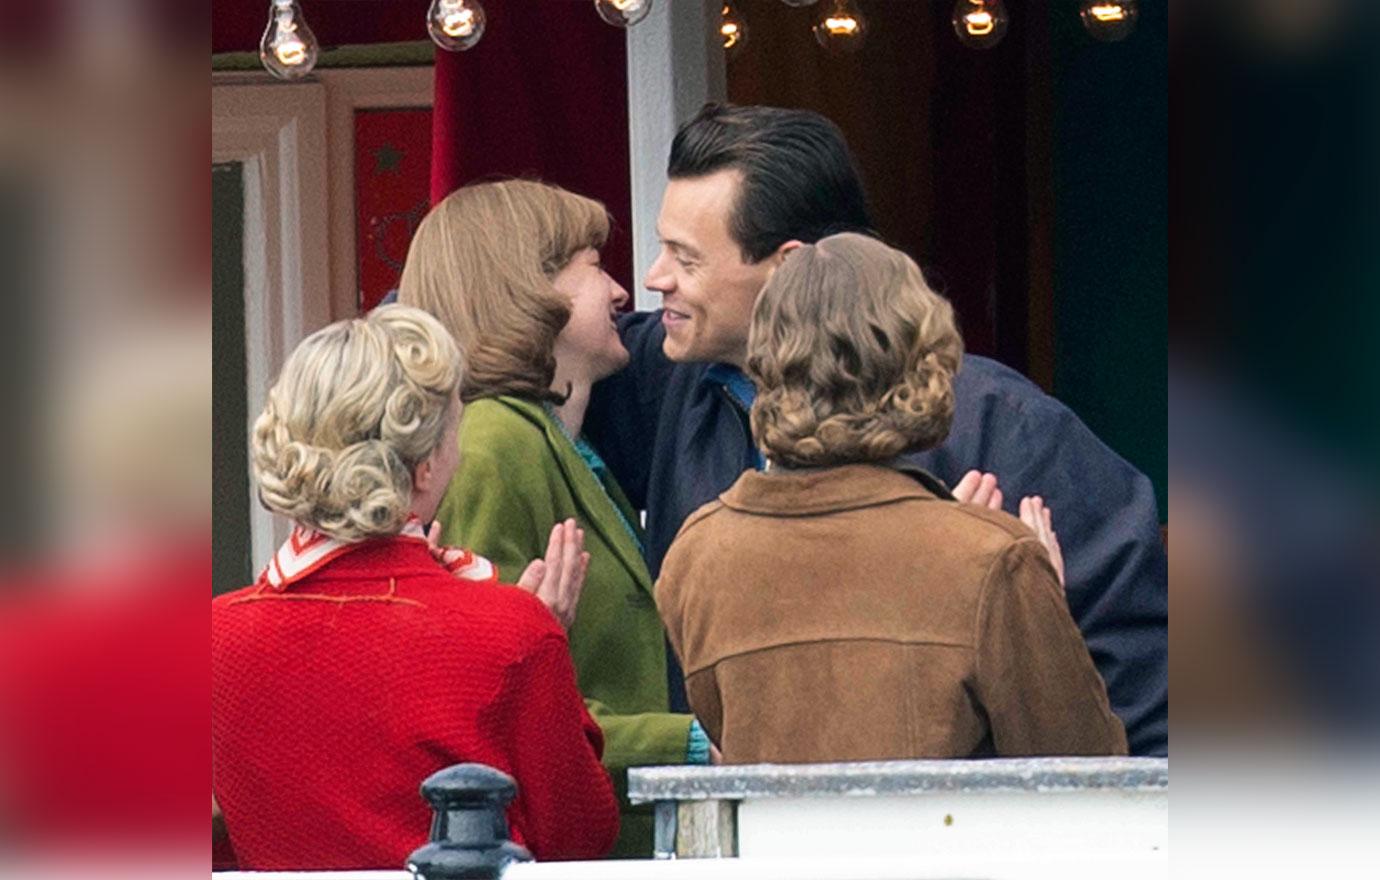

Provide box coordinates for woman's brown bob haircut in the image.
[399,179,610,403]
[746,233,963,468]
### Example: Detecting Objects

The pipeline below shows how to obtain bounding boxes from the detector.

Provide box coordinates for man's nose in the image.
[644,251,674,293]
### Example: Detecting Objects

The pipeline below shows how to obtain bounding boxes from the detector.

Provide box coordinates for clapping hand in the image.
[952,469,1004,511]
[515,519,590,629]
[952,470,1065,586]
[1019,495,1065,586]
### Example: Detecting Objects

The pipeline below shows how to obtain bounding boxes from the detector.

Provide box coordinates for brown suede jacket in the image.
[656,463,1128,763]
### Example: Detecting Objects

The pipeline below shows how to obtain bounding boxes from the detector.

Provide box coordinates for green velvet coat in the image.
[435,396,692,857]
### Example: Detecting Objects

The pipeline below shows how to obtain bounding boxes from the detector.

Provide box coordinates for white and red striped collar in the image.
[258,517,497,591]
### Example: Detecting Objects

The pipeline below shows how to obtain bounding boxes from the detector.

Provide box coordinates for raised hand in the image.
[516,518,590,629]
[1019,495,1065,586]
[952,469,1004,511]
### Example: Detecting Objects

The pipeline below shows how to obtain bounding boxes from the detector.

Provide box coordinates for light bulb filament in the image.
[963,11,994,35]
[442,8,475,37]
[274,39,307,66]
[825,16,859,35]
[271,18,308,66]
[1088,4,1126,22]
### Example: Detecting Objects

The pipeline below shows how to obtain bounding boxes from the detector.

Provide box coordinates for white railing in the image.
[214,757,1169,879]
[629,756,1168,860]
[217,852,1167,880]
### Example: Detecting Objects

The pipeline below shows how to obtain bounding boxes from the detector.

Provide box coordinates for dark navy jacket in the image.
[586,311,1168,756]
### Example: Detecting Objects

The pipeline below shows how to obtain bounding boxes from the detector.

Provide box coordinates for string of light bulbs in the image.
[259,0,1142,81]
[257,0,650,80]
[751,0,1140,56]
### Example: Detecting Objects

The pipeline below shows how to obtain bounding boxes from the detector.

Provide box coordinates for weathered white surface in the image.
[215,852,1167,879]
[738,789,1166,859]
[212,760,1169,876]
[507,853,1168,879]
[629,757,1168,802]
[633,758,1168,860]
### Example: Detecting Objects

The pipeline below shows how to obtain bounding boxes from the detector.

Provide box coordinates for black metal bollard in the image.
[405,763,533,880]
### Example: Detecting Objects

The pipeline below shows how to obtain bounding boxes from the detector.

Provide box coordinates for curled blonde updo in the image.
[746,233,963,468]
[250,305,462,541]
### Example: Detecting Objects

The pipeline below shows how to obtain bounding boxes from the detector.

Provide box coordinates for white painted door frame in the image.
[211,67,433,570]
[625,0,725,310]
[212,80,332,567]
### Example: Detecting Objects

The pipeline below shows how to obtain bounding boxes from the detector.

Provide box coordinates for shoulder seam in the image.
[672,500,727,542]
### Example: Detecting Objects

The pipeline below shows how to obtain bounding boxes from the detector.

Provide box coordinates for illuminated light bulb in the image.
[721,2,748,58]
[594,0,653,28]
[427,0,487,52]
[951,0,1009,50]
[1080,0,1138,42]
[812,0,867,54]
[259,0,319,80]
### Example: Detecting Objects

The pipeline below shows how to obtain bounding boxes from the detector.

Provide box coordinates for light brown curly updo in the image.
[250,305,462,541]
[746,233,963,468]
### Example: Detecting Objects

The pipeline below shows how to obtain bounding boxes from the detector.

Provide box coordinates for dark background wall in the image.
[212,162,252,594]
[726,0,1166,520]
[1049,1,1167,523]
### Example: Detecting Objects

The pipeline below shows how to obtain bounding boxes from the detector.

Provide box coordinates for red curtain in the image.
[430,0,633,290]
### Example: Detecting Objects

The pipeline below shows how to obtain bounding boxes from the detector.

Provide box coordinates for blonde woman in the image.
[657,233,1127,763]
[211,305,618,869]
[400,180,705,857]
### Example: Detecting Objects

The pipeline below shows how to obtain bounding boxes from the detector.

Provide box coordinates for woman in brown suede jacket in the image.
[656,234,1127,763]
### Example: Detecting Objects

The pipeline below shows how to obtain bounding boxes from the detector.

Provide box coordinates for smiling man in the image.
[649,170,764,365]
[584,103,1168,758]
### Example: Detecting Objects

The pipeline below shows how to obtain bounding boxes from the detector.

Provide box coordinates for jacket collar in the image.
[702,363,757,412]
[720,461,954,517]
[258,517,497,591]
[495,396,654,597]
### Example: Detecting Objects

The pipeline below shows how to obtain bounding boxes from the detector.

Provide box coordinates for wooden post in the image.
[675,799,737,858]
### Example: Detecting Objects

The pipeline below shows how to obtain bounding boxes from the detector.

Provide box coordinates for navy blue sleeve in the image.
[585,311,672,512]
[908,355,1169,756]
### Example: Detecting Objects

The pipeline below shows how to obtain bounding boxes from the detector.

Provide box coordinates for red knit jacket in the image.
[211,537,618,869]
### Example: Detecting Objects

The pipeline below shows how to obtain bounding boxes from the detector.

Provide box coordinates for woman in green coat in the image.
[399,180,709,856]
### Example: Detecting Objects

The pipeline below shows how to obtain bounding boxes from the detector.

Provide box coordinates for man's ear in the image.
[773,239,805,264]
[761,240,804,284]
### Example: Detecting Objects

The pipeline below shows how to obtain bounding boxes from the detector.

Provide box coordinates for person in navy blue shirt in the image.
[584,103,1167,757]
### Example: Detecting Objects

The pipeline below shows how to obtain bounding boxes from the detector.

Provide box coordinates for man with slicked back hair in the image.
[585,103,1167,758]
